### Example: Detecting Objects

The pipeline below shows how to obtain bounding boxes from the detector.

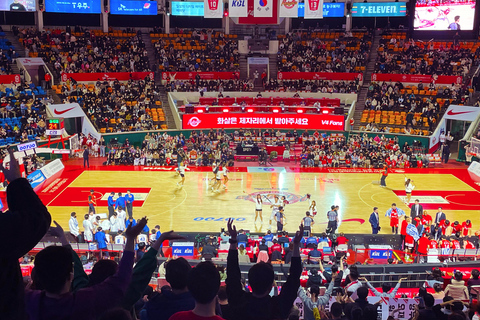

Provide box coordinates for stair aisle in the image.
[159,87,177,130]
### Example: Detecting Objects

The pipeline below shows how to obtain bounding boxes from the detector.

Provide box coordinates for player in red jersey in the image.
[428,236,438,250]
[462,220,472,237]
[452,221,462,235]
[422,211,432,234]
[385,203,405,234]
[463,238,475,249]
[451,237,461,250]
[439,236,451,257]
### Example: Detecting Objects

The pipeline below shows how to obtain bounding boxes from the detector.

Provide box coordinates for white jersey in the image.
[223,166,228,176]
[179,165,186,175]
[110,216,119,233]
[115,235,126,245]
[116,210,126,231]
[101,220,111,231]
[69,217,79,237]
[105,234,112,244]
[255,199,263,210]
[216,166,223,179]
[83,220,94,242]
[137,234,148,244]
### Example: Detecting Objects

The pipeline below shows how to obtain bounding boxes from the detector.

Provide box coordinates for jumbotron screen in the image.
[414,0,476,31]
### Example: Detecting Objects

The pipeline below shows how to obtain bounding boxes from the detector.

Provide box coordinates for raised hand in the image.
[293,224,304,244]
[125,216,148,239]
[49,220,65,238]
[0,148,21,182]
[227,218,237,241]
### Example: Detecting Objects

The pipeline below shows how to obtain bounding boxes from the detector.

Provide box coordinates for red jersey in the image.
[337,236,348,245]
[453,224,462,234]
[429,239,438,249]
[440,239,451,249]
[462,222,472,236]
[451,239,461,250]
[417,237,430,254]
[465,240,475,249]
[390,209,399,227]
[439,220,448,235]
[422,214,433,226]
[400,219,408,235]
[270,243,282,253]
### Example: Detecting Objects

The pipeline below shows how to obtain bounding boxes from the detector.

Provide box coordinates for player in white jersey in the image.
[281,195,289,225]
[116,208,127,231]
[177,162,186,186]
[269,195,282,227]
[83,213,94,242]
[222,162,229,189]
[114,230,126,245]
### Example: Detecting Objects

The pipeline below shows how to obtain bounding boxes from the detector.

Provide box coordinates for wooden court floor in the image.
[42,166,480,235]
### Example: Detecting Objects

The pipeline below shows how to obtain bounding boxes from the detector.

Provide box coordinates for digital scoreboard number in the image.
[46,118,65,136]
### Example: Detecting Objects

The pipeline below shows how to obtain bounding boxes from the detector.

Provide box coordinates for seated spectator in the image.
[432,283,446,300]
[169,261,223,320]
[226,219,303,320]
[360,277,406,297]
[307,247,322,264]
[444,271,469,301]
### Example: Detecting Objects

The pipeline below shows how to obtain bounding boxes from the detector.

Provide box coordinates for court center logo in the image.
[236,190,308,204]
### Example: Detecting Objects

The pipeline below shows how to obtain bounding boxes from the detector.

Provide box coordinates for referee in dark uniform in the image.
[327,205,338,234]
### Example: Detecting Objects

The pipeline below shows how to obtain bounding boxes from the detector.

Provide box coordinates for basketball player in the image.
[177,162,186,186]
[269,195,282,227]
[83,214,94,243]
[114,230,126,245]
[281,195,288,225]
[222,162,229,189]
[385,203,405,234]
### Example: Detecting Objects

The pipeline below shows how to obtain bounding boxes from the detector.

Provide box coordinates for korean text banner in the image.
[279,0,298,17]
[45,0,101,13]
[304,0,323,19]
[204,0,223,18]
[171,1,204,15]
[183,113,345,130]
[297,2,344,17]
[351,2,406,17]
[229,0,247,17]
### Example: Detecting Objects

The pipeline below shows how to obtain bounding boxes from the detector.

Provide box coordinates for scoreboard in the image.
[46,118,65,136]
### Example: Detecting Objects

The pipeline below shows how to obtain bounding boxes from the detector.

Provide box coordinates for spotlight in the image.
[297,109,304,114]
[272,108,280,113]
[247,108,254,113]
[222,108,229,113]
[322,109,329,114]
[205,106,209,113]
[197,108,204,113]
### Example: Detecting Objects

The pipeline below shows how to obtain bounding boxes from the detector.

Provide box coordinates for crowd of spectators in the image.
[375,37,475,76]
[277,31,371,73]
[18,27,150,76]
[298,132,430,168]
[155,32,239,72]
[165,79,253,93]
[62,78,160,132]
[264,79,360,93]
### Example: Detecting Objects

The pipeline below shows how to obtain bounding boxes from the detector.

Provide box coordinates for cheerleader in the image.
[308,199,317,216]
[255,194,263,224]
[214,163,223,192]
[177,162,186,186]
[83,214,94,243]
[404,177,415,205]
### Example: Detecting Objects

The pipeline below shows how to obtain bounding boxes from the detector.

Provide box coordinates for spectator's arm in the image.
[0,175,51,259]
[226,219,244,305]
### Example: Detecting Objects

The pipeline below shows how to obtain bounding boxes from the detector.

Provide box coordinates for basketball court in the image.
[37,163,480,234]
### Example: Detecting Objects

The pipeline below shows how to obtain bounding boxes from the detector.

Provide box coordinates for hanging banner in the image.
[204,0,223,18]
[229,0,248,17]
[279,0,298,17]
[238,0,278,23]
[304,0,323,19]
[253,0,273,17]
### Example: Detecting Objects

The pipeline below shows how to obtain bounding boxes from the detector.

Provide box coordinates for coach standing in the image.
[369,207,380,234]
[125,190,134,219]
[327,205,338,234]
[83,146,90,169]
[107,192,115,219]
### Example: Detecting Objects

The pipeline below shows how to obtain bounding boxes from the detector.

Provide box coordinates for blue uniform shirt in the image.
[142,224,149,233]
[125,193,134,204]
[116,196,126,209]
[108,195,115,207]
[95,231,107,249]
[126,219,137,228]
[155,231,162,240]
[263,234,274,242]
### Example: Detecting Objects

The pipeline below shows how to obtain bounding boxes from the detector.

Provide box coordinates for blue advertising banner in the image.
[298,2,344,17]
[171,1,204,16]
[351,2,406,17]
[45,0,101,13]
[110,0,157,15]
[27,170,46,190]
[369,249,392,259]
